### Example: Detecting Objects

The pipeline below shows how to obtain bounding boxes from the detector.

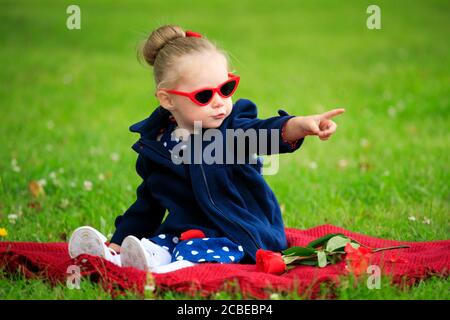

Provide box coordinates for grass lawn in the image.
[0,0,448,299]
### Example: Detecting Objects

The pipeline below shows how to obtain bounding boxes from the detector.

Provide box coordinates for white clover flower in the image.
[60,198,70,208]
[11,159,21,172]
[8,214,18,224]
[338,159,349,168]
[360,138,370,148]
[110,152,120,162]
[308,161,318,170]
[270,293,280,300]
[408,216,416,222]
[83,180,93,191]
[144,284,155,292]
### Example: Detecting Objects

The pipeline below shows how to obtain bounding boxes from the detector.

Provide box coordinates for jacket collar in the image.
[129,106,171,140]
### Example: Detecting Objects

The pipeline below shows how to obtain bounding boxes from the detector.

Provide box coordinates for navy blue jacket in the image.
[110,98,304,262]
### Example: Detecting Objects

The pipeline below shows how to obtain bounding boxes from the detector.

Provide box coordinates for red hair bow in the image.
[185,30,202,38]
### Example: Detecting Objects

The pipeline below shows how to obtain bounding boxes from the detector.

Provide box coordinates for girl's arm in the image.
[230,99,303,155]
[109,154,166,246]
[230,99,344,155]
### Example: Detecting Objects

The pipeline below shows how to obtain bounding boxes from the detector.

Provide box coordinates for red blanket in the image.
[1,225,448,299]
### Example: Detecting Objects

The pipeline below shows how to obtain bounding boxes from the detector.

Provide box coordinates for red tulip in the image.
[256,249,286,275]
[179,229,206,241]
[344,243,373,276]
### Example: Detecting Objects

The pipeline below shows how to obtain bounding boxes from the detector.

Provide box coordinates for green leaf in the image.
[307,233,346,249]
[350,242,360,249]
[325,235,351,252]
[283,256,298,265]
[327,252,345,264]
[285,256,317,270]
[297,260,318,266]
[317,250,327,268]
[282,246,316,257]
[283,254,317,265]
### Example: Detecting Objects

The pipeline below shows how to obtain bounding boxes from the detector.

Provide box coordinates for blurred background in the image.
[0,0,448,246]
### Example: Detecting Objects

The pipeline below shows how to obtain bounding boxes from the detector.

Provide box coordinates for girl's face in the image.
[157,51,234,133]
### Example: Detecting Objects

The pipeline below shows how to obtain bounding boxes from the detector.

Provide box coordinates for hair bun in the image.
[140,25,185,66]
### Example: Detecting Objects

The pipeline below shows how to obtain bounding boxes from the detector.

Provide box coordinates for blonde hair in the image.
[138,25,231,90]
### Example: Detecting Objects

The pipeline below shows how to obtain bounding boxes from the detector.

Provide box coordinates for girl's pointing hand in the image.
[284,108,346,142]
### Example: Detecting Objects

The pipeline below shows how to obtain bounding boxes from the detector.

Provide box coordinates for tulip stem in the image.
[372,245,410,253]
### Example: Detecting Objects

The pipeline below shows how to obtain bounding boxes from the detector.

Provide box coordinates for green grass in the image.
[0,0,448,299]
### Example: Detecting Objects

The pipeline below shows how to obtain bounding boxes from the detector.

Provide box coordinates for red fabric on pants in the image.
[0,224,448,299]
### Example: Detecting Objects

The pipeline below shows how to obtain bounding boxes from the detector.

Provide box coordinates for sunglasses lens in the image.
[220,80,237,97]
[194,90,213,104]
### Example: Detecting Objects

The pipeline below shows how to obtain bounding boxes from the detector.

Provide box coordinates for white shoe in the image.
[140,238,172,267]
[68,226,121,266]
[120,235,153,271]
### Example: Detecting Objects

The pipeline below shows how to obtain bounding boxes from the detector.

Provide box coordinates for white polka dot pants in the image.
[148,234,245,264]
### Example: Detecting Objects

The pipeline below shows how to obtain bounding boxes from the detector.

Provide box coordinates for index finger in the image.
[321,108,346,119]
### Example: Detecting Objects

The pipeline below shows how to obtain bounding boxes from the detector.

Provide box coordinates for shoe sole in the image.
[151,260,197,274]
[68,226,107,259]
[121,236,150,271]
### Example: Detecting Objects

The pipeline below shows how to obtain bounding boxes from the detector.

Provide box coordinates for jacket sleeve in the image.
[230,98,305,155]
[110,154,166,245]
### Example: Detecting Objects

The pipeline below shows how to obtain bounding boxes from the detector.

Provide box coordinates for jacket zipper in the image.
[139,137,262,252]
[199,163,261,251]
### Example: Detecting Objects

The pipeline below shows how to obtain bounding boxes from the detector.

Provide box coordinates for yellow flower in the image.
[0,228,8,237]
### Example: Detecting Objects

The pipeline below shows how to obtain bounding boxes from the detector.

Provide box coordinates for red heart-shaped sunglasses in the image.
[159,73,240,106]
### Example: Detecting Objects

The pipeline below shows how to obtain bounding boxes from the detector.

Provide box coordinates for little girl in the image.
[68,25,344,274]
